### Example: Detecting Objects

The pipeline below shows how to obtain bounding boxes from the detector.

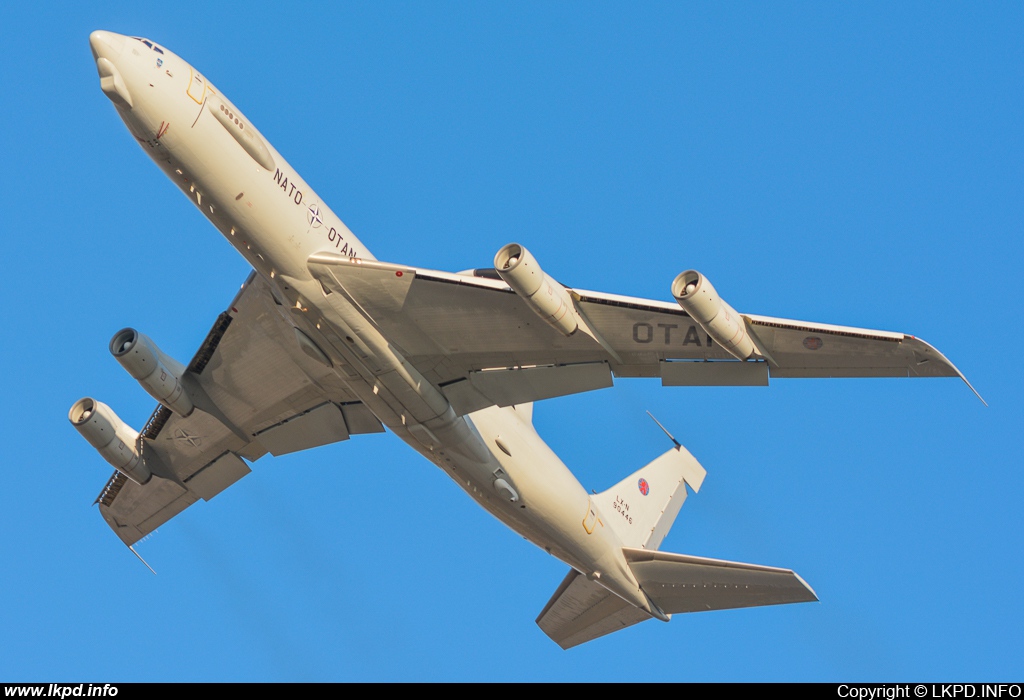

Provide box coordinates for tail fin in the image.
[537,443,816,649]
[537,442,707,649]
[591,444,706,550]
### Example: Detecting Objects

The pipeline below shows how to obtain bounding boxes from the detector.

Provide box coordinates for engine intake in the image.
[494,243,579,336]
[671,270,756,360]
[110,328,194,417]
[69,398,151,484]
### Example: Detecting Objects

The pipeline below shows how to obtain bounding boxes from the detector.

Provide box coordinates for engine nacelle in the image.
[671,270,756,360]
[68,398,151,485]
[494,243,579,336]
[110,328,194,417]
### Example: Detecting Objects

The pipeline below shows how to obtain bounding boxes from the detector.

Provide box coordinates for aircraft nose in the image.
[89,30,125,61]
[90,31,133,109]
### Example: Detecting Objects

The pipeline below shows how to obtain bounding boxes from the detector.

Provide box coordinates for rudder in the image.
[592,444,706,550]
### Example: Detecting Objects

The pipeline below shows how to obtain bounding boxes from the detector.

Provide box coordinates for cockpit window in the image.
[130,37,164,53]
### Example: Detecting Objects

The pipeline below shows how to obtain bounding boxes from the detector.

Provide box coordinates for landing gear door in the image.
[187,68,207,104]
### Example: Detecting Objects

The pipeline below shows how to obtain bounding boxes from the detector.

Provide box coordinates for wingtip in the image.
[908,336,985,406]
[792,571,820,602]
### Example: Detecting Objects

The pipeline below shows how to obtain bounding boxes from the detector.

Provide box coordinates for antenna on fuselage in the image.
[646,411,681,450]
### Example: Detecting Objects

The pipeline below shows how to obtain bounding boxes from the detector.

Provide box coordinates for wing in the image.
[306,255,974,415]
[96,272,384,546]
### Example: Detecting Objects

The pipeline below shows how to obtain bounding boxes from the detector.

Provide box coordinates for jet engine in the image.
[110,328,194,417]
[68,398,151,485]
[494,243,579,336]
[671,270,756,360]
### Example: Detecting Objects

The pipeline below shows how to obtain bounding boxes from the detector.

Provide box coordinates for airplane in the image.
[74,30,979,649]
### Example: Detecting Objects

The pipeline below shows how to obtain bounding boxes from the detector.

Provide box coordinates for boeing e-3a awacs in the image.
[73,31,978,648]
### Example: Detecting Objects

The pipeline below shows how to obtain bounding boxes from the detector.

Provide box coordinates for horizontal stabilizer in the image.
[624,547,818,614]
[536,569,652,649]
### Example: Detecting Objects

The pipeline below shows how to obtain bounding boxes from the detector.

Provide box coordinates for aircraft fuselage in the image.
[88,31,657,616]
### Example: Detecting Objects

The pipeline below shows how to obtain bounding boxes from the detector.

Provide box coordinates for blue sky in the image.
[1,2,1021,682]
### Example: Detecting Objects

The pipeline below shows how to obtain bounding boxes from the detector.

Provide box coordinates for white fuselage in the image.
[89,31,657,616]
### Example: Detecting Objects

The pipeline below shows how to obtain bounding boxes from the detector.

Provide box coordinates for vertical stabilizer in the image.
[592,445,706,550]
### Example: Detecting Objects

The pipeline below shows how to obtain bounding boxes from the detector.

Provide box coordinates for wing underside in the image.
[96,273,384,546]
[305,256,969,415]
[95,258,973,545]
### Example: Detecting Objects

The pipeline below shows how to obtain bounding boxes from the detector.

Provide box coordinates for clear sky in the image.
[1,1,1021,682]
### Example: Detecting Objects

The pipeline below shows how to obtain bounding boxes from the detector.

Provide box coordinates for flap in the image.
[184,451,250,501]
[255,402,350,457]
[473,362,612,406]
[661,360,769,386]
